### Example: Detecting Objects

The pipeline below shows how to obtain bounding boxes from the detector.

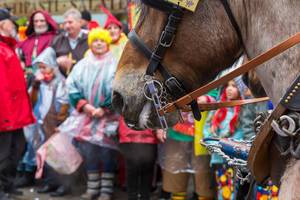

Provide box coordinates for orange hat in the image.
[99,6,122,29]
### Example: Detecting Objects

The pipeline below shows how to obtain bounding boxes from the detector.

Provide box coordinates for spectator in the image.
[81,10,91,29]
[119,117,158,200]
[17,10,57,88]
[15,10,58,188]
[51,8,88,78]
[27,48,70,197]
[81,10,99,31]
[66,28,118,200]
[0,8,35,199]
[203,80,245,199]
[157,111,215,200]
[100,6,128,61]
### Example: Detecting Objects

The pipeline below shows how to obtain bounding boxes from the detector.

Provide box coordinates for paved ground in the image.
[9,185,163,200]
[11,187,128,200]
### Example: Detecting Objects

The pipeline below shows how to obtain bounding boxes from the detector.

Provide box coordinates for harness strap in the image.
[145,6,184,76]
[160,31,300,115]
[180,97,270,112]
[128,30,173,79]
[219,0,245,49]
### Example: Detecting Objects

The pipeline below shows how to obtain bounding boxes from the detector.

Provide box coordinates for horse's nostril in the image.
[112,91,124,114]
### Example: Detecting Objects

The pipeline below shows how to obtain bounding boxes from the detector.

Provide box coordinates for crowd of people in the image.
[0,6,279,200]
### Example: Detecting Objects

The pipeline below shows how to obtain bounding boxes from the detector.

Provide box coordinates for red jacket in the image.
[0,35,35,131]
[118,117,157,144]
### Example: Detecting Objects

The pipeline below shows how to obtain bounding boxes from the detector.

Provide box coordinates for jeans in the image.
[74,140,118,173]
[0,129,25,191]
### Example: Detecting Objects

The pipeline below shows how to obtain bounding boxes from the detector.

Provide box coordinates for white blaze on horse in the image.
[112,0,300,199]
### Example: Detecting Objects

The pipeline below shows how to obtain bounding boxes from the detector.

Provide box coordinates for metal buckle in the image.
[165,77,186,98]
[159,30,175,48]
[143,77,163,101]
[143,78,169,129]
[165,77,181,88]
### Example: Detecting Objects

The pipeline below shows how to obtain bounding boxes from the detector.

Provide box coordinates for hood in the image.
[32,47,57,68]
[0,34,17,49]
[26,10,58,36]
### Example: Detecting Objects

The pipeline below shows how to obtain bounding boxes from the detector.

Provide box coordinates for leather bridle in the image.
[128,0,245,129]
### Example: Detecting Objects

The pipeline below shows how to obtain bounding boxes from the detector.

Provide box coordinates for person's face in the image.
[107,23,121,43]
[33,12,48,34]
[226,80,240,100]
[81,19,88,28]
[0,19,17,38]
[90,39,109,56]
[64,15,81,38]
[38,63,55,82]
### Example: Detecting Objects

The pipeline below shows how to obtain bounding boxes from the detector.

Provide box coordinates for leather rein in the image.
[128,0,300,127]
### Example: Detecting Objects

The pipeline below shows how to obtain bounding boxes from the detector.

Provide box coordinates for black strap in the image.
[141,0,174,12]
[146,6,184,76]
[128,30,173,80]
[219,0,245,48]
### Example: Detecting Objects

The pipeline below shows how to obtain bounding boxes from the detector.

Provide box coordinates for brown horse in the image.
[112,1,300,198]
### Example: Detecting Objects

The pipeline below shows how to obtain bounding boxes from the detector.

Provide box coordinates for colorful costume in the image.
[110,33,128,61]
[64,46,118,199]
[159,111,215,200]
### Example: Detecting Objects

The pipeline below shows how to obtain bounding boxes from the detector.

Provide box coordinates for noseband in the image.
[128,0,243,129]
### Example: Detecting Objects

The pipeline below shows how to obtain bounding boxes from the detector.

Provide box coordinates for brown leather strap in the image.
[178,97,270,112]
[159,32,300,115]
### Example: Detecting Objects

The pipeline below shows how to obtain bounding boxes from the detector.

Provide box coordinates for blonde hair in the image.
[88,28,112,46]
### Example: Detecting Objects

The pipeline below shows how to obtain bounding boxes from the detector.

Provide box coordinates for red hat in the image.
[99,6,122,29]
[88,20,100,30]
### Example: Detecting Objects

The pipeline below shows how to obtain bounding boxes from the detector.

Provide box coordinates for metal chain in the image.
[203,141,251,183]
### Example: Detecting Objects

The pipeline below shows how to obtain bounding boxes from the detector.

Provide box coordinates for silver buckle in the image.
[159,31,175,48]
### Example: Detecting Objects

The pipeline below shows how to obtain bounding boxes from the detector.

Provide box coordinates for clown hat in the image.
[99,5,122,29]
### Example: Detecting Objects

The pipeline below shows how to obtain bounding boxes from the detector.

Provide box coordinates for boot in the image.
[97,193,112,200]
[171,192,187,200]
[50,185,70,197]
[0,191,10,200]
[81,173,101,200]
[14,171,34,188]
[37,184,58,194]
[97,173,114,200]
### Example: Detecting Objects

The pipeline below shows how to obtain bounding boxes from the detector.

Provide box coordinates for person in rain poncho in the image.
[66,28,119,200]
[27,47,71,196]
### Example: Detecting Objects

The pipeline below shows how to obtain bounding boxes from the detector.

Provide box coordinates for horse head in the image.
[112,0,243,129]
